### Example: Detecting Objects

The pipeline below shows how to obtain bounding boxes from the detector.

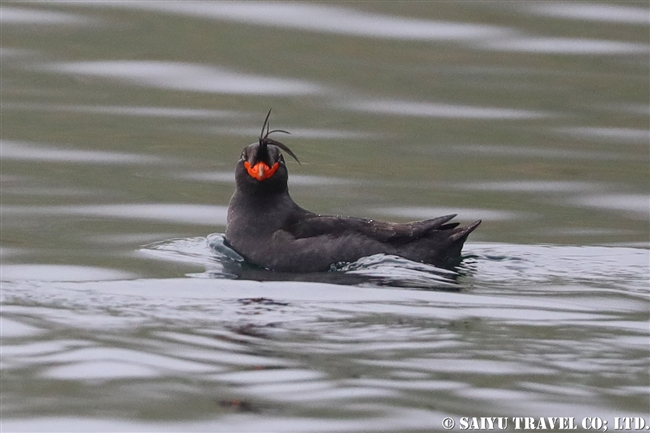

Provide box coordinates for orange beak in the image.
[244,161,279,181]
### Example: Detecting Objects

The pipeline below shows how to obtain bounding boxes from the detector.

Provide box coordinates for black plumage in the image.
[225,111,481,273]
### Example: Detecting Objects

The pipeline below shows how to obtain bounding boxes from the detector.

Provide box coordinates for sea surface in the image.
[1,2,649,432]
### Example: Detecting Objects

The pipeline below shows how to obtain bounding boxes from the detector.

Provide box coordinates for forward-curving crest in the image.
[257,109,300,163]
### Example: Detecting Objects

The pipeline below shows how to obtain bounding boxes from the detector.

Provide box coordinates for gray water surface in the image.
[1,2,649,431]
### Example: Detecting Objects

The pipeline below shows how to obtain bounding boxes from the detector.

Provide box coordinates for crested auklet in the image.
[225,110,481,273]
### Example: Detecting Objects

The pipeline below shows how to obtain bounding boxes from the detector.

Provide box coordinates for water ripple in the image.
[554,127,650,144]
[1,140,161,164]
[525,3,650,24]
[2,102,244,119]
[476,37,648,55]
[45,61,324,96]
[75,2,513,41]
[2,239,647,428]
[572,194,650,219]
[2,204,228,226]
[341,99,547,119]
[0,7,93,25]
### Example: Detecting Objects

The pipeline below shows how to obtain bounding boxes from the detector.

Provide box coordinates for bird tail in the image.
[444,220,482,260]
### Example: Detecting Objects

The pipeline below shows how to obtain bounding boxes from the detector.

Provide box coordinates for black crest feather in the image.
[258,109,300,164]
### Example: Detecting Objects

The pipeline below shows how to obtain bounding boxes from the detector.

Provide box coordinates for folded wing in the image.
[286,213,464,246]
